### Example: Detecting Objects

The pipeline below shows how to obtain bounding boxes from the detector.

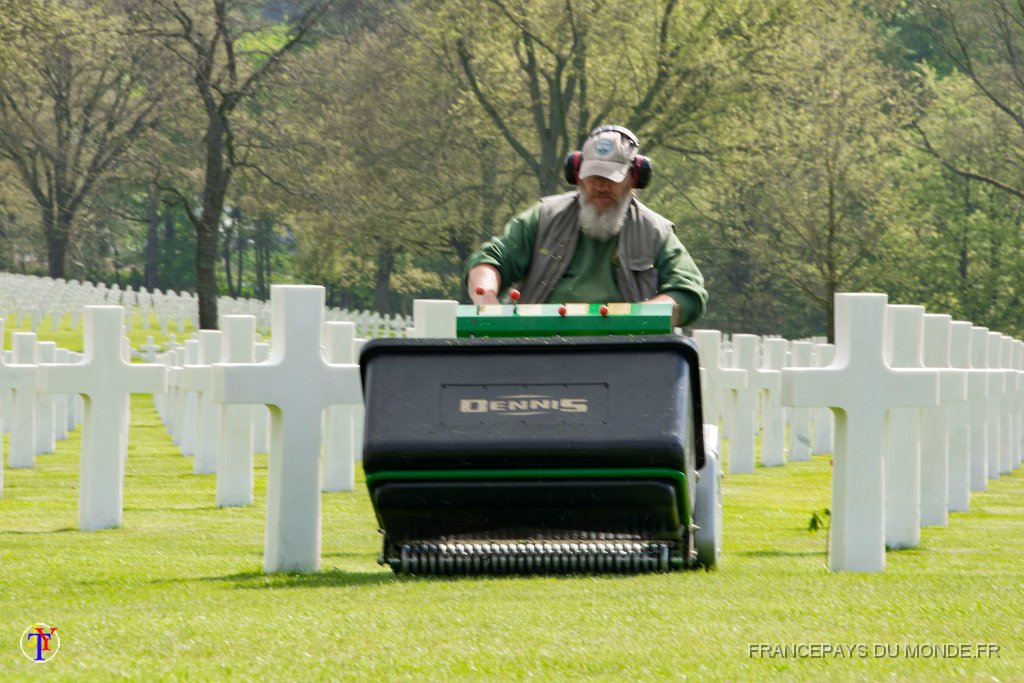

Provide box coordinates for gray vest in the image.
[518,192,672,304]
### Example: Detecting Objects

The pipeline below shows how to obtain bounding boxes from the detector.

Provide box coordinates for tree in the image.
[130,0,334,329]
[687,1,916,340]
[275,13,530,313]
[912,0,1024,201]
[883,73,1024,336]
[0,3,169,277]
[0,167,44,273]
[425,0,795,197]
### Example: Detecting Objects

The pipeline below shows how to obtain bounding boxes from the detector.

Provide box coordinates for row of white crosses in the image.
[3,285,1020,576]
[0,272,413,341]
[0,308,164,530]
[152,314,366,500]
[0,327,85,486]
[148,287,428,571]
[168,292,443,572]
[207,288,455,571]
[0,287,370,569]
[694,331,836,471]
[698,293,1023,572]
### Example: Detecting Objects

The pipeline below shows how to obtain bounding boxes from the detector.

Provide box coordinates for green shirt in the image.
[464,201,707,326]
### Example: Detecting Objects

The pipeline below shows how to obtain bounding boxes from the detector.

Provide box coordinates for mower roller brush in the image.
[358,301,721,576]
[392,541,674,575]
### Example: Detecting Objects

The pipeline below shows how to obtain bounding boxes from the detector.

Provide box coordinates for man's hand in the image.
[644,293,681,327]
[468,264,502,305]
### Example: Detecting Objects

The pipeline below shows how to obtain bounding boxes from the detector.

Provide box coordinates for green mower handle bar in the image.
[457,301,674,337]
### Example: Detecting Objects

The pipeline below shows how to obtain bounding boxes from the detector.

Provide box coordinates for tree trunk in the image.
[235,211,245,297]
[824,294,835,345]
[43,205,72,279]
[196,116,230,329]
[374,247,394,315]
[112,242,122,287]
[255,243,266,300]
[163,206,175,241]
[222,219,235,297]
[538,133,562,197]
[145,179,160,291]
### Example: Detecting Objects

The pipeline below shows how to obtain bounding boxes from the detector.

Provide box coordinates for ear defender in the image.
[563,150,584,186]
[563,126,654,189]
[632,155,653,189]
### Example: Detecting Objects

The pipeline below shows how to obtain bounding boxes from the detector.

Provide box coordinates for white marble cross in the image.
[322,321,359,493]
[34,341,57,454]
[411,299,458,338]
[758,338,786,467]
[163,345,183,442]
[884,305,939,550]
[811,343,835,455]
[252,342,270,454]
[212,285,363,573]
[968,326,991,490]
[180,339,200,457]
[8,332,38,468]
[728,334,762,473]
[0,322,35,492]
[217,316,255,507]
[985,332,1006,482]
[693,330,747,431]
[37,306,166,530]
[182,330,222,475]
[786,341,814,462]
[54,347,70,442]
[138,335,161,363]
[920,314,966,527]
[946,321,974,512]
[998,335,1016,476]
[782,294,938,572]
[1011,339,1019,473]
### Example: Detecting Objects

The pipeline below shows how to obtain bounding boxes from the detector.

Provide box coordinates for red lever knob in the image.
[599,305,609,316]
[509,289,521,301]
[558,305,567,316]
[475,286,485,296]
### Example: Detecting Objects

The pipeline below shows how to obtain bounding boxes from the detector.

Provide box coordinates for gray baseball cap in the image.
[580,130,637,182]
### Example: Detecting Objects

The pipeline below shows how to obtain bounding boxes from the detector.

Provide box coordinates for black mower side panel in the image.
[371,478,684,544]
[360,335,704,474]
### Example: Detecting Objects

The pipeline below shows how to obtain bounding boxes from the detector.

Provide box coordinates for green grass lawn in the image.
[2,394,1022,682]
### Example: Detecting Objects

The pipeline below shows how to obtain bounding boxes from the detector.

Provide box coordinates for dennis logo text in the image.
[459,394,588,416]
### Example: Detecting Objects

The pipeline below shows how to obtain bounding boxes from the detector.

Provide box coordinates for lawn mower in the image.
[359,300,721,575]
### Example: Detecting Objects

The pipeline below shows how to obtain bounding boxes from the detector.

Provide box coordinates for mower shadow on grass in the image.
[202,568,397,589]
[738,549,826,558]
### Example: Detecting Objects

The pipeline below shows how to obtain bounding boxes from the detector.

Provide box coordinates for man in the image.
[464,125,707,327]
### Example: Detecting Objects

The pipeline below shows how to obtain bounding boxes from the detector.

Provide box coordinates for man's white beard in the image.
[579,192,630,241]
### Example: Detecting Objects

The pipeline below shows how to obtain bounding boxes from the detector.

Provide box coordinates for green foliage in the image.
[235,22,292,65]
[881,68,1024,336]
[808,508,830,533]
[3,0,1024,334]
[681,0,920,339]
[808,507,831,564]
[0,1,173,278]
